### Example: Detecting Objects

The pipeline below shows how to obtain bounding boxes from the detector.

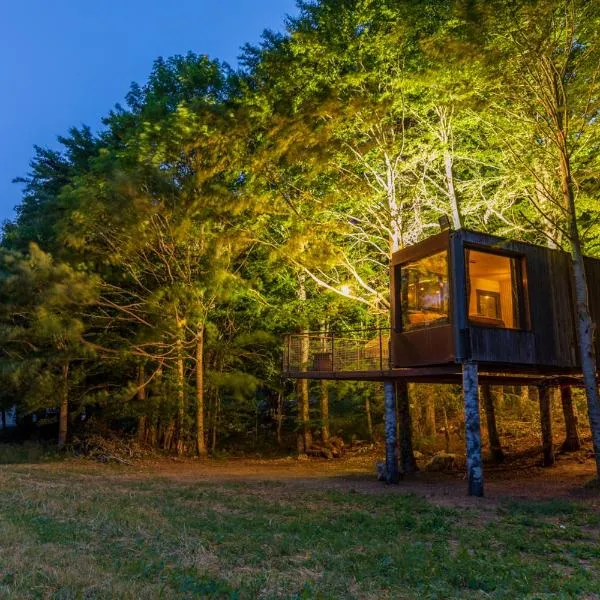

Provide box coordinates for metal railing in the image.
[283,329,391,375]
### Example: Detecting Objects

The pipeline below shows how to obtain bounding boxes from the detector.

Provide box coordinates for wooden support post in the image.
[463,362,484,497]
[538,384,555,467]
[560,385,581,452]
[384,380,400,484]
[482,385,504,463]
[396,380,418,474]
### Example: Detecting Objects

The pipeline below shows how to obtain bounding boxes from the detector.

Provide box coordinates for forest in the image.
[1,0,600,466]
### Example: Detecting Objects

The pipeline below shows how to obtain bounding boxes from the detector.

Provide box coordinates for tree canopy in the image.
[1,0,599,459]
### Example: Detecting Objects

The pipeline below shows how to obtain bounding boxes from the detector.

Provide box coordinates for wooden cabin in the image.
[283,228,600,497]
[391,228,600,372]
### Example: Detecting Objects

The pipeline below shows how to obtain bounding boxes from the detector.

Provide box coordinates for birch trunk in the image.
[550,57,600,476]
[463,362,483,497]
[384,381,399,484]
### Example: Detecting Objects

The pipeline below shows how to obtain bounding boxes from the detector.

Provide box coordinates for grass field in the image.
[0,453,599,599]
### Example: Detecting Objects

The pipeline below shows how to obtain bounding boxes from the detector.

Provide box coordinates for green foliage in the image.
[2,0,599,451]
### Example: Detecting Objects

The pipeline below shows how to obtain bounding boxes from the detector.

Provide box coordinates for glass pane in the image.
[400,251,449,331]
[467,250,520,329]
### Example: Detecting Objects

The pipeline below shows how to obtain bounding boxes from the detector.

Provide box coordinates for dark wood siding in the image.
[458,230,579,368]
[390,229,599,370]
[393,325,454,367]
[469,329,536,364]
[584,256,600,367]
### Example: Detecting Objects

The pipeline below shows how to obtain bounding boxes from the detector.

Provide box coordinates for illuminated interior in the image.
[400,251,449,331]
[466,249,522,329]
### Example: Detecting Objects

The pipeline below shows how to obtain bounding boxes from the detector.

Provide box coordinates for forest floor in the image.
[0,444,599,598]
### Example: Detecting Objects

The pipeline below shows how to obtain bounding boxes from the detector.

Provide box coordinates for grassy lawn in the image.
[0,458,598,599]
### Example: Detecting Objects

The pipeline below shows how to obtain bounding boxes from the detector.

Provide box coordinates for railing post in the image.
[379,329,383,372]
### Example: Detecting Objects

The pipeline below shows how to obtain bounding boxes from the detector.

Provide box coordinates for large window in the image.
[466,249,525,329]
[400,251,449,331]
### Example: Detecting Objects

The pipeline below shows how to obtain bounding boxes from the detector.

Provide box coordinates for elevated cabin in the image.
[391,228,600,373]
[283,228,600,496]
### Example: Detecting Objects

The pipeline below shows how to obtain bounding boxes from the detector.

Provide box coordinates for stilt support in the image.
[384,380,400,484]
[396,380,417,474]
[539,384,555,466]
[560,385,581,452]
[463,362,484,497]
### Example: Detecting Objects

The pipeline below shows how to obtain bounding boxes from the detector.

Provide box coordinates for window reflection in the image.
[466,249,522,329]
[400,251,449,331]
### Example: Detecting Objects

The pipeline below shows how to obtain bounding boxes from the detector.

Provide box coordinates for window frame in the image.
[464,245,531,332]
[397,249,451,333]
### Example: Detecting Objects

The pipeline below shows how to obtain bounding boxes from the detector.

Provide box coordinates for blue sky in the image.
[0,1,299,223]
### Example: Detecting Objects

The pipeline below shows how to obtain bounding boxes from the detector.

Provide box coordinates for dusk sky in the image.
[0,1,299,223]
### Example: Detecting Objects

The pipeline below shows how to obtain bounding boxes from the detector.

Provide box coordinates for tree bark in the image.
[364,395,373,441]
[550,61,600,476]
[137,364,146,443]
[560,385,581,453]
[397,380,417,474]
[211,392,219,454]
[463,362,483,497]
[384,381,399,484]
[320,380,330,443]
[58,362,69,449]
[195,325,207,457]
[421,394,436,438]
[482,384,504,463]
[276,391,284,446]
[176,336,186,456]
[539,385,555,467]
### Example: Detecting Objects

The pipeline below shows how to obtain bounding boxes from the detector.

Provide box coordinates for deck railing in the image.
[283,329,391,375]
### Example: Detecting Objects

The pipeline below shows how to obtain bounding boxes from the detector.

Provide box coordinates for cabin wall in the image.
[391,229,599,371]
[584,256,600,367]
[458,230,579,369]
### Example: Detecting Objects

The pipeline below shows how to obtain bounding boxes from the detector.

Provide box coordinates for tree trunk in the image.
[442,406,451,454]
[137,364,146,443]
[365,395,373,441]
[397,380,417,474]
[421,395,436,438]
[482,385,504,463]
[539,385,555,467]
[276,391,283,446]
[384,381,399,484]
[296,275,312,454]
[320,380,330,443]
[195,325,207,457]
[58,362,69,449]
[570,249,600,474]
[176,337,186,456]
[297,378,311,453]
[554,86,600,476]
[560,385,581,453]
[463,362,483,497]
[211,393,219,454]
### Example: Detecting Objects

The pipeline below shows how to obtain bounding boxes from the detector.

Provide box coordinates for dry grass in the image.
[0,453,598,598]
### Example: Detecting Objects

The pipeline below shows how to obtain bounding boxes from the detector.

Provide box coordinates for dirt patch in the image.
[28,442,598,510]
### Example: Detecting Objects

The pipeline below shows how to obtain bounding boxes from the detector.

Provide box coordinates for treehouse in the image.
[391,228,600,372]
[283,228,600,496]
